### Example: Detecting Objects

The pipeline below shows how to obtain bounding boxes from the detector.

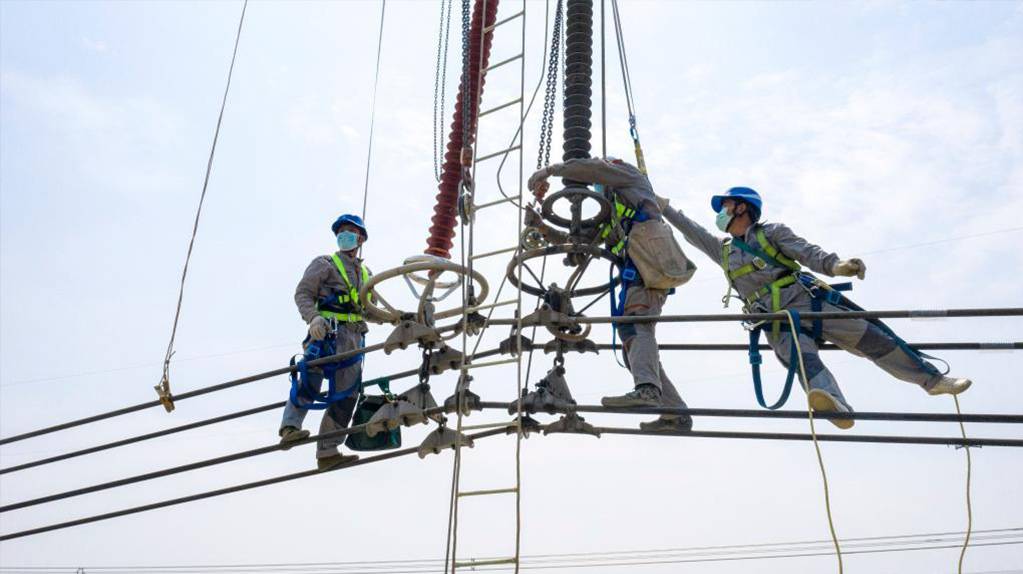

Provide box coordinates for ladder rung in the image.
[475,195,519,210]
[471,245,518,261]
[460,421,516,431]
[455,557,519,568]
[476,145,521,163]
[479,97,522,118]
[462,357,519,371]
[458,487,518,498]
[485,53,523,73]
[468,298,517,313]
[484,10,524,32]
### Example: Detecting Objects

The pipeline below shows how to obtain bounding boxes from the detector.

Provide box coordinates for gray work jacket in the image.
[547,158,663,221]
[662,206,840,309]
[294,250,371,332]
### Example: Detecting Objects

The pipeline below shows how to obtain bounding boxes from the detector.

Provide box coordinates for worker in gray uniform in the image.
[659,186,972,428]
[279,213,378,469]
[528,157,695,432]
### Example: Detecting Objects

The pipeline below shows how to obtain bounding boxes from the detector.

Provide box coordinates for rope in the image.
[782,310,843,573]
[0,428,509,542]
[361,0,387,221]
[156,0,248,411]
[954,395,973,573]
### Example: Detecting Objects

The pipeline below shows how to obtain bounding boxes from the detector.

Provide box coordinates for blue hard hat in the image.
[711,187,762,213]
[331,213,368,239]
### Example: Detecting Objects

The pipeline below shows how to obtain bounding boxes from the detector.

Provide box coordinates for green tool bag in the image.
[344,394,401,452]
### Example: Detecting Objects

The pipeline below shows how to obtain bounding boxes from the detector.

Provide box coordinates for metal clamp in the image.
[383,320,443,354]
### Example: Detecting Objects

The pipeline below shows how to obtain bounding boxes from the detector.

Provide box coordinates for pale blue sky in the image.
[1,1,1021,572]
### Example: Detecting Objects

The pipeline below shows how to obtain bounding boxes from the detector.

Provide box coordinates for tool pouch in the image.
[626,219,696,289]
[345,394,402,451]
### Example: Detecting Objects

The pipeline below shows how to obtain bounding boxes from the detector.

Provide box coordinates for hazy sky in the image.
[1,1,1021,572]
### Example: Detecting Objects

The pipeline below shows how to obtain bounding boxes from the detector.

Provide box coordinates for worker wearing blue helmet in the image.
[659,187,972,429]
[278,213,377,470]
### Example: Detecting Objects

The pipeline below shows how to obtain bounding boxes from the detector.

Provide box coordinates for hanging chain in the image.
[459,0,471,147]
[433,0,454,182]
[419,347,434,386]
[536,0,564,170]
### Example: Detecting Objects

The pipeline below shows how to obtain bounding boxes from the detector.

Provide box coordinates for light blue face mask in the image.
[715,207,733,233]
[336,231,360,251]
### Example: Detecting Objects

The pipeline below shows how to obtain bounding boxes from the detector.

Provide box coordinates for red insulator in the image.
[425,0,500,259]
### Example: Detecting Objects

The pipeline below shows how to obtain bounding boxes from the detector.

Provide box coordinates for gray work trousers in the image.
[616,284,688,410]
[765,288,943,411]
[280,327,363,459]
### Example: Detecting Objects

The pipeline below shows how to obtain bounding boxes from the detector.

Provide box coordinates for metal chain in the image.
[536,0,564,170]
[433,0,453,182]
[418,347,433,386]
[459,0,471,147]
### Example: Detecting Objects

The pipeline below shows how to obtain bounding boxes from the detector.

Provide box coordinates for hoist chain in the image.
[419,347,434,385]
[459,0,471,147]
[536,0,564,170]
[433,0,454,182]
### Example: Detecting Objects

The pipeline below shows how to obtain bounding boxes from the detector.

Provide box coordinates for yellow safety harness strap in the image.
[321,254,371,323]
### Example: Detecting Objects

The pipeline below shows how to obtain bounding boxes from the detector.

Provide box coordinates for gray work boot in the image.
[639,415,693,433]
[807,389,854,430]
[316,452,359,471]
[278,426,310,450]
[927,376,972,396]
[601,384,661,408]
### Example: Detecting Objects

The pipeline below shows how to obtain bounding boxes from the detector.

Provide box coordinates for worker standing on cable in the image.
[659,187,972,428]
[278,214,378,470]
[527,157,697,432]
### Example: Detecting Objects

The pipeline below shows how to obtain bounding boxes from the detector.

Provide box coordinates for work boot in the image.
[927,376,973,396]
[316,452,359,471]
[639,415,693,433]
[807,389,854,430]
[278,426,310,450]
[601,384,661,408]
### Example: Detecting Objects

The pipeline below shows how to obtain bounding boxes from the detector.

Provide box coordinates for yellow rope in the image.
[783,310,844,573]
[954,394,973,573]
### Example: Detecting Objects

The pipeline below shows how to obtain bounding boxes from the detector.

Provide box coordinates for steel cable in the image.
[0,428,509,542]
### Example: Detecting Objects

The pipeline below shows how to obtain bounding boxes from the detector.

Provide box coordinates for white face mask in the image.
[715,207,733,232]
[336,231,360,251]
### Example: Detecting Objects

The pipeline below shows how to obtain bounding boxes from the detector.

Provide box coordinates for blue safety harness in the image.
[288,331,365,410]
[734,237,944,410]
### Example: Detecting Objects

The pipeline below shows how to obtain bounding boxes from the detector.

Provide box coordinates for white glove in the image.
[833,258,866,280]
[308,316,329,340]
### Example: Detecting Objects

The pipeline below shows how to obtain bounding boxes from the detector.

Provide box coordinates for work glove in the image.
[528,166,553,199]
[653,193,670,212]
[524,207,543,228]
[833,258,866,280]
[307,316,329,340]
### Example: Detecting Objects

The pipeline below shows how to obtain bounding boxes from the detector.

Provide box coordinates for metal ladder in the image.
[445,0,528,571]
